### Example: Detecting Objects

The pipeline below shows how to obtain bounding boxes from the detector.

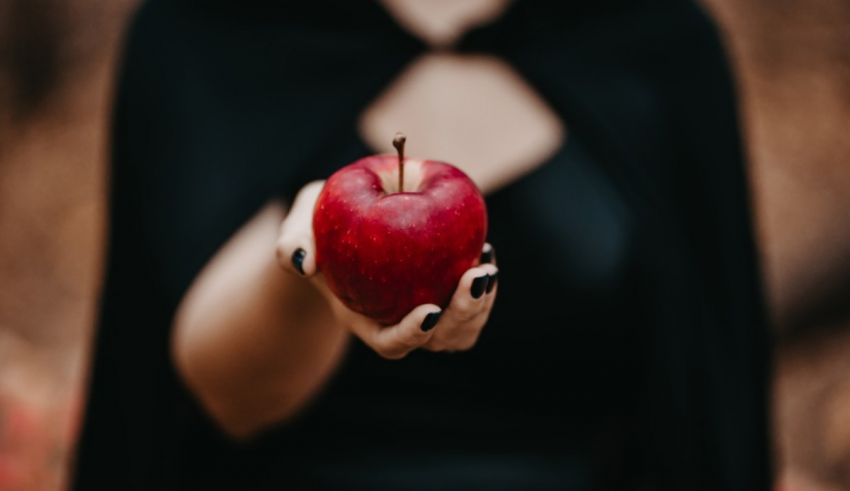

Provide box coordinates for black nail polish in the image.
[421,311,442,332]
[486,272,498,293]
[480,247,494,264]
[291,248,306,275]
[471,275,488,299]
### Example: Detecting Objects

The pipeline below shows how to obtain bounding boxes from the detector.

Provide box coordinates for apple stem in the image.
[393,132,406,193]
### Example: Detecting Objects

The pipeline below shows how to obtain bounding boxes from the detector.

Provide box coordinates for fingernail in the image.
[480,245,494,264]
[291,248,306,275]
[471,275,488,299]
[421,311,442,332]
[486,272,498,293]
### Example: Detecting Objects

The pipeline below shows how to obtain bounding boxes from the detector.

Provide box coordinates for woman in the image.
[74,1,771,489]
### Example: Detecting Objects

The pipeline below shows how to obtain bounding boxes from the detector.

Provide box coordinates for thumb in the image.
[276,180,324,277]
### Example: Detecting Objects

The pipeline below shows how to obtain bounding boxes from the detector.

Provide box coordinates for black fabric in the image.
[74,1,772,490]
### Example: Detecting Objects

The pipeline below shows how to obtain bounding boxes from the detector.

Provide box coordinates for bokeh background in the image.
[1,1,849,490]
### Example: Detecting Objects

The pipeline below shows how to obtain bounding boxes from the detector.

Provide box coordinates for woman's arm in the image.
[172,201,348,439]
[173,182,498,439]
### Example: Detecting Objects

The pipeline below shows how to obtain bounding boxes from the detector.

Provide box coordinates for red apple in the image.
[313,134,487,325]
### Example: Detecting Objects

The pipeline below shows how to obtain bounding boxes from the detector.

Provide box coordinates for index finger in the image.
[348,304,443,360]
[276,180,324,276]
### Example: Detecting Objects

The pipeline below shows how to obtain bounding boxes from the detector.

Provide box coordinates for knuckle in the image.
[276,236,295,256]
[275,245,287,264]
[425,339,446,352]
[425,328,481,353]
[451,298,476,317]
[411,328,433,344]
[453,308,480,324]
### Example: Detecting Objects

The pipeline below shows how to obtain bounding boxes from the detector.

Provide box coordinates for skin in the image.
[176,6,850,490]
[173,181,498,438]
[1,0,847,487]
[173,5,531,440]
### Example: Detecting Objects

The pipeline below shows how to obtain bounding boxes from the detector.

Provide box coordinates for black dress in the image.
[74,1,773,490]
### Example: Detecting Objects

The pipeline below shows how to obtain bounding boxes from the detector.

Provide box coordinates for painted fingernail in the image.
[291,248,306,275]
[421,311,442,332]
[471,275,488,299]
[486,272,498,293]
[480,245,494,264]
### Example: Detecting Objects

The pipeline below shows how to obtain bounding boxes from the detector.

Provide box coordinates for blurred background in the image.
[1,1,849,490]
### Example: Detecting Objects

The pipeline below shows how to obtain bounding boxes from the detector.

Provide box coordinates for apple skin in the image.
[313,155,487,325]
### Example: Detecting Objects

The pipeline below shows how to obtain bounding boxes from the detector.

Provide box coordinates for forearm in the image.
[172,203,350,439]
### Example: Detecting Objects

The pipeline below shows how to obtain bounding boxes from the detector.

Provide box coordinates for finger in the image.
[484,268,498,309]
[276,181,324,276]
[479,242,498,309]
[443,264,499,325]
[353,304,442,360]
[479,242,498,302]
[464,270,498,346]
[479,242,495,265]
[421,264,496,352]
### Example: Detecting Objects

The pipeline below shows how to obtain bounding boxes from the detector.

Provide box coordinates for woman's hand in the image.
[276,181,498,360]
